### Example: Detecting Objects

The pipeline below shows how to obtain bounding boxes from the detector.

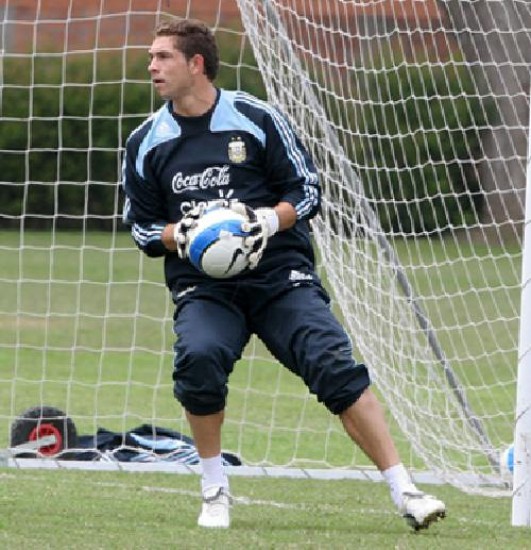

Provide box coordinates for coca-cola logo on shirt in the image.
[171,165,230,194]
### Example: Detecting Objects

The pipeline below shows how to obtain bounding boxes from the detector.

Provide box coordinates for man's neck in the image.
[172,85,218,117]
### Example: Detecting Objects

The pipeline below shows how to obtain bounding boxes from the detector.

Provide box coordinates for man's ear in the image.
[189,53,205,76]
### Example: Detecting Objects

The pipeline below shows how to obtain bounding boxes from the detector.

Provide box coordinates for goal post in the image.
[0,0,530,502]
[512,86,531,526]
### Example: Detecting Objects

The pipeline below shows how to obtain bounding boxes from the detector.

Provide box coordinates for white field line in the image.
[0,471,501,526]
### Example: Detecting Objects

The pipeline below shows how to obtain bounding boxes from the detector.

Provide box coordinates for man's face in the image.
[148,36,193,100]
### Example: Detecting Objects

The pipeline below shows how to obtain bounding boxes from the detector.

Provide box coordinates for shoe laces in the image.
[202,486,231,504]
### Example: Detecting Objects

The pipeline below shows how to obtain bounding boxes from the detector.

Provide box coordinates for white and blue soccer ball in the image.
[186,205,250,279]
[500,444,514,478]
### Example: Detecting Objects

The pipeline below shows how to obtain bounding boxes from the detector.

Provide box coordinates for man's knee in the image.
[175,387,226,416]
[331,384,371,416]
[318,363,371,415]
[172,341,230,415]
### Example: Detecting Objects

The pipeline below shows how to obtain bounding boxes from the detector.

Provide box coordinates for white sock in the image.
[200,455,228,493]
[381,463,418,508]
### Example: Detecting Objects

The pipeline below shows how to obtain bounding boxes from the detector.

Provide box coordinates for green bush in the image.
[0,39,491,235]
[0,52,148,228]
[0,40,264,229]
[352,53,494,234]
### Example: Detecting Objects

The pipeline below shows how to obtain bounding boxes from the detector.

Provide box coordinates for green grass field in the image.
[2,230,521,467]
[0,230,413,469]
[0,229,526,545]
[1,468,528,548]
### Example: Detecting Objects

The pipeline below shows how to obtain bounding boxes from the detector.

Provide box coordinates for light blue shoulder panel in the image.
[135,104,181,178]
[210,90,266,147]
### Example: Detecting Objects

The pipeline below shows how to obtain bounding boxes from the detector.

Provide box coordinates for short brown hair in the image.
[155,19,219,81]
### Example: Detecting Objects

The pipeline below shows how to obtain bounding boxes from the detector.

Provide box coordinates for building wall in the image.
[1,0,444,54]
[0,0,242,52]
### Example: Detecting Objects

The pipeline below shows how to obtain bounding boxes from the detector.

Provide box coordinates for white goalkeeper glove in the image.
[242,207,279,270]
[219,200,279,269]
[208,199,279,269]
[173,203,206,259]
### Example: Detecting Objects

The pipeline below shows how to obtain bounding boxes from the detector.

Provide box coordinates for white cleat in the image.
[400,490,446,531]
[197,486,231,529]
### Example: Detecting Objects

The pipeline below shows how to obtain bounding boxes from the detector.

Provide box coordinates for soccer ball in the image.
[500,444,514,478]
[187,205,250,278]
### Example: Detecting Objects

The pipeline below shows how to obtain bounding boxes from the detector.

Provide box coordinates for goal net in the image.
[1,0,530,496]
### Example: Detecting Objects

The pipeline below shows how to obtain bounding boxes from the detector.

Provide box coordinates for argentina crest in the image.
[228,136,246,163]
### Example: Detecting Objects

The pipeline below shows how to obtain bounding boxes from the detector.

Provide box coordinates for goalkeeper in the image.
[121,17,446,531]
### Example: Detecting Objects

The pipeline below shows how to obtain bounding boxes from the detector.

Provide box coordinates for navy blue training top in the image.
[122,88,321,288]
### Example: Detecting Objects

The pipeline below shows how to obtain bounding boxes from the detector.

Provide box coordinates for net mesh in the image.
[1,0,530,495]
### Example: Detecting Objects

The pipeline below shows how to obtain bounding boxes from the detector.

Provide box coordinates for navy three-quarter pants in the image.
[171,264,370,416]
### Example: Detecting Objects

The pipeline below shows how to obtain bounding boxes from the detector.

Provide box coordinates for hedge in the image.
[0,40,264,229]
[0,43,492,234]
[351,53,494,234]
